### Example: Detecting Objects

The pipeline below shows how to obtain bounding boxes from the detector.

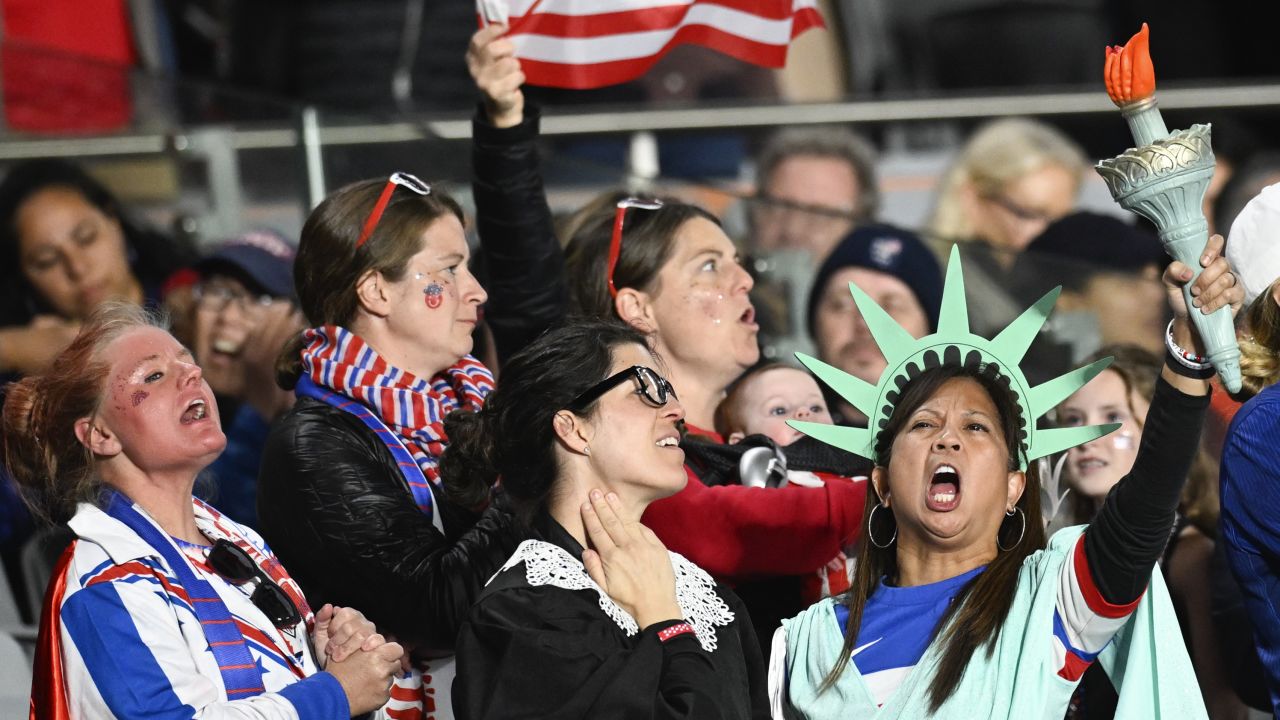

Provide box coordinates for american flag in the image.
[478,0,825,90]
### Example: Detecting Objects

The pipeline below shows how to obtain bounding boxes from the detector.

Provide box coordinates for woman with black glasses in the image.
[3,303,403,718]
[466,25,867,653]
[446,320,769,719]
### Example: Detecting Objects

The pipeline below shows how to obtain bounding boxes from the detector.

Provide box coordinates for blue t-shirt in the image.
[836,566,986,704]
[832,540,1130,708]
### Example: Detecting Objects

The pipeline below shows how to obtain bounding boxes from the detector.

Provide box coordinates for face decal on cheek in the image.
[131,390,149,407]
[693,292,727,326]
[424,283,444,309]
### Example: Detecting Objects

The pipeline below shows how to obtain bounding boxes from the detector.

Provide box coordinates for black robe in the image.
[453,515,771,719]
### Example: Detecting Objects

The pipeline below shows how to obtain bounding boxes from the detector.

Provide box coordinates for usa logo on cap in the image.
[870,237,903,268]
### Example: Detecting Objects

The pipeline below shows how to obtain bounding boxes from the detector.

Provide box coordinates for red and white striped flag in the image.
[477,0,825,90]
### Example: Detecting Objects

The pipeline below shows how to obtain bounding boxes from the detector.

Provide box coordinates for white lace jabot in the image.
[495,539,734,652]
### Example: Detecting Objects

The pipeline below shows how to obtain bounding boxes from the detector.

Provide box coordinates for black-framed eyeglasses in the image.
[207,539,302,628]
[193,283,282,314]
[752,193,858,223]
[982,193,1055,224]
[567,365,678,413]
[356,171,432,248]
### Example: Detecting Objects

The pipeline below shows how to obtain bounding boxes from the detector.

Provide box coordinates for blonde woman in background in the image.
[928,117,1087,261]
[927,118,1088,335]
[1055,344,1246,720]
[1236,285,1280,398]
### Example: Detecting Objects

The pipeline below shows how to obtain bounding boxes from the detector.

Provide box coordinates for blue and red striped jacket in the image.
[39,497,348,719]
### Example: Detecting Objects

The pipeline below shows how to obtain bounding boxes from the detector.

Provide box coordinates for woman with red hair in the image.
[4,303,402,719]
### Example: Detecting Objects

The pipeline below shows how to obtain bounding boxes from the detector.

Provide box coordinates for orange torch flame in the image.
[1105,23,1156,106]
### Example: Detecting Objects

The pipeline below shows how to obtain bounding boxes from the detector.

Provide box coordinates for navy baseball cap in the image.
[196,229,296,299]
[1012,211,1167,301]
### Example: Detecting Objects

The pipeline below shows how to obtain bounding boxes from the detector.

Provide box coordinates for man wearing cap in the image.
[192,229,302,526]
[806,223,943,423]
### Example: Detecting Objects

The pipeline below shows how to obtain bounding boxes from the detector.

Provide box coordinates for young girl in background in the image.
[1056,344,1245,719]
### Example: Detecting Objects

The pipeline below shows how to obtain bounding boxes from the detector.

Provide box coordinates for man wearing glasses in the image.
[751,126,880,264]
[748,126,881,360]
[191,229,304,526]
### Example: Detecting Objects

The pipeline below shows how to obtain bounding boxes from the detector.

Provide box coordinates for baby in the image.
[715,363,834,446]
[717,362,855,603]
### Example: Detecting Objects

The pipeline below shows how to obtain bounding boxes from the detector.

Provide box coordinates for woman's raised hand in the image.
[581,490,684,630]
[466,24,525,129]
[1163,233,1245,355]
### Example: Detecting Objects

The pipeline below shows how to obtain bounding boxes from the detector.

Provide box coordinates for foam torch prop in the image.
[1095,23,1241,392]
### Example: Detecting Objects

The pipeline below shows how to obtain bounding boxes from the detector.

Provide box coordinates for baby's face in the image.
[731,367,834,446]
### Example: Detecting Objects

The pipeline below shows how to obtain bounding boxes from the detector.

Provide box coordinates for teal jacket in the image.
[772,525,1207,719]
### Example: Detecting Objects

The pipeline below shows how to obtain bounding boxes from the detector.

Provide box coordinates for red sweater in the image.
[642,425,867,583]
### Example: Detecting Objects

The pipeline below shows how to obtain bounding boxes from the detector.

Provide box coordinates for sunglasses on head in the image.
[207,539,302,629]
[606,198,664,298]
[355,171,432,248]
[567,365,678,413]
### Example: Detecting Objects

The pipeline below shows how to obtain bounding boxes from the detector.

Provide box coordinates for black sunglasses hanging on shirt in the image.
[207,539,302,629]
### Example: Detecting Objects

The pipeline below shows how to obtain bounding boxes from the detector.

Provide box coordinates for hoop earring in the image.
[867,503,897,549]
[997,507,1026,552]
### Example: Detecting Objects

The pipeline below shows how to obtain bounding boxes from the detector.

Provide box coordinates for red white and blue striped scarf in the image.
[299,325,495,486]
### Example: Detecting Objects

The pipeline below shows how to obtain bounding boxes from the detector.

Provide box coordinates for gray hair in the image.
[755,126,880,220]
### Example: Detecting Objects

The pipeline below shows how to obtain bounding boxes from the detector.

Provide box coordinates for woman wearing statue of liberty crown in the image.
[768,236,1242,719]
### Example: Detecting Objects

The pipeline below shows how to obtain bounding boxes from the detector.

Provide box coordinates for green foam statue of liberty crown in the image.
[789,246,1120,471]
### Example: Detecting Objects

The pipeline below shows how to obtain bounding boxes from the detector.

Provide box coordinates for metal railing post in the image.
[299,106,326,209]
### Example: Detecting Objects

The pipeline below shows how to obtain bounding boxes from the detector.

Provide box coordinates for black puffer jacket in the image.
[256,108,563,652]
[472,103,565,363]
[257,397,521,652]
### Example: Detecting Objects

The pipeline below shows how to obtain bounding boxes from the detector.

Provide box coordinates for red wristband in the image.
[657,622,696,643]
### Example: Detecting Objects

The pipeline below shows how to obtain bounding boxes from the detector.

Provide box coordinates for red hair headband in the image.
[607,197,664,298]
[355,172,432,248]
